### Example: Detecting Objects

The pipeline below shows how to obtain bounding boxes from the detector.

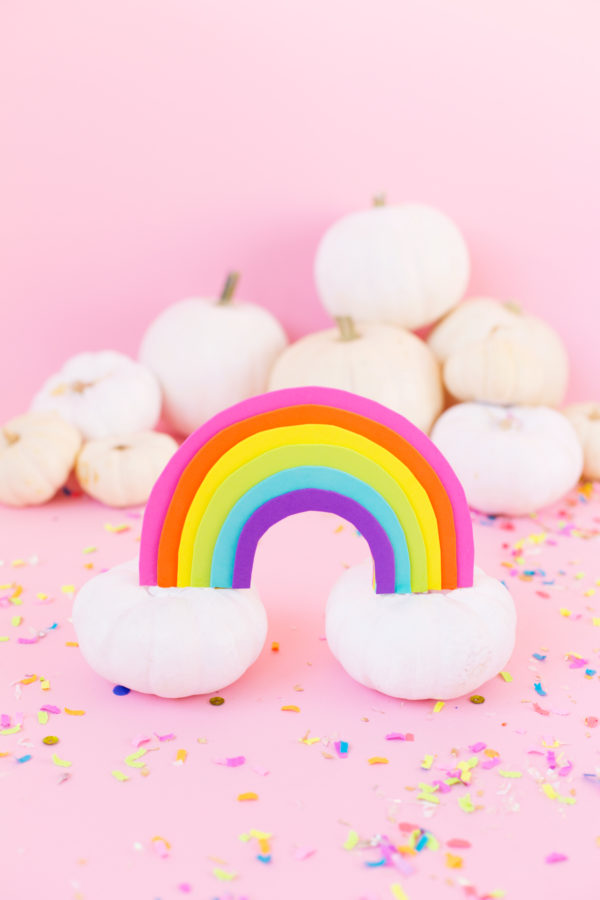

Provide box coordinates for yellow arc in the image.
[178,424,442,590]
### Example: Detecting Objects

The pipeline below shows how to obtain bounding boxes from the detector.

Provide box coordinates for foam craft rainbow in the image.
[139,387,474,594]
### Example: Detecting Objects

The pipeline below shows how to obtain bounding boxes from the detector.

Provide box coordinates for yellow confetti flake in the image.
[542,783,558,799]
[61,585,75,595]
[499,770,522,778]
[65,641,79,647]
[175,748,187,764]
[0,636,9,642]
[38,710,48,725]
[343,829,359,850]
[20,674,37,685]
[111,770,130,782]
[417,791,440,804]
[0,725,21,735]
[125,748,147,768]
[458,793,475,813]
[433,701,445,713]
[213,868,237,881]
[11,616,22,627]
[281,705,300,712]
[52,753,71,768]
[368,756,389,765]
[391,885,410,900]
[584,589,596,597]
[421,754,434,770]
[82,546,97,554]
[499,671,513,682]
[237,792,258,801]
[559,608,572,617]
[40,678,50,691]
[592,618,600,627]
[11,559,26,567]
[299,735,321,745]
[104,523,130,533]
[36,593,48,600]
[445,852,463,868]
[64,708,85,716]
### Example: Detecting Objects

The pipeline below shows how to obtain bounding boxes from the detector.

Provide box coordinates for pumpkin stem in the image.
[335,316,361,342]
[373,193,386,207]
[588,407,600,421]
[218,271,240,305]
[503,301,523,315]
[2,428,19,446]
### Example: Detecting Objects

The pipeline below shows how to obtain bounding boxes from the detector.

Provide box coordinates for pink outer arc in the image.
[138,387,474,590]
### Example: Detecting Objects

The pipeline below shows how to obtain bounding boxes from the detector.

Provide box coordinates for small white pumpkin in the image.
[268,319,443,434]
[326,562,515,700]
[0,411,81,506]
[563,403,600,481]
[73,559,267,698]
[431,402,583,515]
[314,198,470,330]
[139,273,287,436]
[32,350,162,440]
[427,298,569,407]
[76,431,179,507]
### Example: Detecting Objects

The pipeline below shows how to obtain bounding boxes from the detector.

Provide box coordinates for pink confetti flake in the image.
[533,703,551,716]
[447,838,471,849]
[468,742,486,753]
[40,705,61,714]
[385,732,414,741]
[214,756,246,767]
[293,847,316,860]
[566,655,588,669]
[545,852,568,864]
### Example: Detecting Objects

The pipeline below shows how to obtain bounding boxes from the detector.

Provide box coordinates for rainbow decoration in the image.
[139,388,474,594]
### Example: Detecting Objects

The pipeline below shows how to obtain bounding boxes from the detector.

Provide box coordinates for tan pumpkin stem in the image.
[588,407,600,421]
[335,316,361,342]
[2,428,19,446]
[71,380,96,394]
[218,271,240,305]
[113,444,130,451]
[503,301,523,315]
[372,193,386,207]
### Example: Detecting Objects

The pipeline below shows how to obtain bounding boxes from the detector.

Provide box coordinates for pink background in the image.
[1,0,599,422]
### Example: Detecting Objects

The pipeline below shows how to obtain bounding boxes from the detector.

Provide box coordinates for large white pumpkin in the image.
[427,298,569,407]
[73,559,267,698]
[32,350,162,440]
[76,431,179,507]
[326,562,515,700]
[139,273,287,436]
[268,320,443,434]
[0,411,81,506]
[431,402,583,515]
[314,200,470,330]
[563,403,600,481]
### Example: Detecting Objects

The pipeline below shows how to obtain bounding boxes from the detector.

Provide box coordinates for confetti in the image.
[112,685,130,696]
[209,696,225,706]
[281,705,300,712]
[237,792,258,801]
[51,753,71,768]
[368,757,388,765]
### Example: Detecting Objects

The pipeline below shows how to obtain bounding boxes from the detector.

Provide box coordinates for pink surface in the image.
[2,484,600,899]
[1,0,600,420]
[140,387,473,589]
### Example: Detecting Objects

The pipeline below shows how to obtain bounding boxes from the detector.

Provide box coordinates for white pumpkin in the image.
[427,298,569,407]
[314,199,470,330]
[139,273,287,436]
[431,402,583,515]
[268,319,443,434]
[32,350,162,440]
[76,431,179,507]
[73,559,267,698]
[326,562,515,700]
[0,411,81,506]
[563,403,600,481]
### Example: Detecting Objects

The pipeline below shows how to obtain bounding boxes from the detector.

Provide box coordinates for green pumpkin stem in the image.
[218,271,240,305]
[335,316,361,342]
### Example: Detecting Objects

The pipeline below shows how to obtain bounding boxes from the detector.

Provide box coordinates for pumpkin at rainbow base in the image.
[73,388,515,700]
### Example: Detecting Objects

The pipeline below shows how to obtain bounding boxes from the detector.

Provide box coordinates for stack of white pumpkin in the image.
[427,300,585,514]
[0,351,178,507]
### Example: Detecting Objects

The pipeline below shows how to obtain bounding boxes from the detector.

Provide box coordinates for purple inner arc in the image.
[231,488,396,594]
